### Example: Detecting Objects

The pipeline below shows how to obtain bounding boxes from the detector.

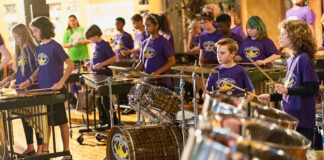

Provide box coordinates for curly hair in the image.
[279,20,317,60]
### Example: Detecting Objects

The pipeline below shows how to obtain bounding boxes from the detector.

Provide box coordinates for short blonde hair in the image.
[188,19,199,32]
[215,38,239,54]
[203,3,221,20]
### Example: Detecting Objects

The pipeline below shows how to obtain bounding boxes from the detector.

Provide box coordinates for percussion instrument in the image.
[172,65,218,74]
[182,127,293,160]
[107,124,183,160]
[112,58,139,68]
[128,82,181,123]
[202,92,299,130]
[0,88,68,159]
[108,66,153,78]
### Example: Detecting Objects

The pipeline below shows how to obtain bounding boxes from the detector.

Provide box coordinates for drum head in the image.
[107,127,131,160]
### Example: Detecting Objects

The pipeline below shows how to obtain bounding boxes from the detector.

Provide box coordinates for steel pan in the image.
[181,127,293,160]
[106,124,183,160]
[201,115,309,160]
[128,82,181,123]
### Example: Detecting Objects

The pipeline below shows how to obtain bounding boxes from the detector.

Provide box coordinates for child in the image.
[0,24,41,155]
[20,16,74,160]
[258,20,319,142]
[135,13,175,89]
[0,33,12,70]
[205,38,255,101]
[215,14,243,47]
[201,3,220,31]
[234,16,280,68]
[198,11,220,65]
[85,24,119,124]
[121,14,148,59]
[286,0,315,37]
[226,10,245,40]
[113,17,134,59]
[158,13,175,50]
[187,19,201,55]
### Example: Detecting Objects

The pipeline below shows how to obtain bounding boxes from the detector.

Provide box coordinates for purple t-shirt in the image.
[206,65,254,96]
[37,40,69,88]
[113,32,134,54]
[160,31,174,51]
[16,47,38,85]
[231,26,245,40]
[133,31,148,59]
[90,40,115,75]
[282,52,319,128]
[140,36,174,88]
[237,37,279,67]
[218,32,243,47]
[199,30,220,63]
[286,6,315,24]
[191,35,200,49]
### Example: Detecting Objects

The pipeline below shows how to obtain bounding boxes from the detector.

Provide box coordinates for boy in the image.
[121,14,148,59]
[85,25,118,126]
[205,38,255,101]
[215,14,243,47]
[113,17,134,59]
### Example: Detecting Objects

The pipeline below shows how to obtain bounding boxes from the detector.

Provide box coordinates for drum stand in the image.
[179,72,186,147]
[192,71,198,128]
[107,77,114,128]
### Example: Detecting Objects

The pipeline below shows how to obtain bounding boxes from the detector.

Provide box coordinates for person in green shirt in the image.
[63,15,89,66]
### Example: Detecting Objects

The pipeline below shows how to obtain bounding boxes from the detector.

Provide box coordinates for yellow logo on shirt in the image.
[203,41,215,52]
[284,71,297,88]
[17,56,24,66]
[216,78,237,95]
[38,53,49,66]
[143,47,155,58]
[244,46,260,58]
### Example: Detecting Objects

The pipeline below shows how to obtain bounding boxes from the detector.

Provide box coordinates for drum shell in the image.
[107,124,183,160]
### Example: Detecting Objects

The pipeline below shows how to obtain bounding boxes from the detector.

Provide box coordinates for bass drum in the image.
[107,124,183,160]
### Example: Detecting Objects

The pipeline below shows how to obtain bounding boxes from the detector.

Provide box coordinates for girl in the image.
[258,20,319,142]
[0,24,41,155]
[286,0,315,37]
[158,13,175,51]
[226,10,245,40]
[20,16,74,160]
[136,13,175,89]
[62,14,89,65]
[234,16,280,68]
[187,19,201,55]
[0,33,12,70]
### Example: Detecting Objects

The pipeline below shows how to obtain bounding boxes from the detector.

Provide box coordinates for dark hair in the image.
[247,16,267,40]
[66,15,80,33]
[216,14,231,25]
[116,17,125,25]
[85,24,102,39]
[131,14,143,22]
[30,16,55,39]
[199,11,214,21]
[158,13,172,34]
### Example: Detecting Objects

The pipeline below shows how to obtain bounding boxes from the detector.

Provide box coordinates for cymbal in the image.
[172,65,218,74]
[115,58,139,63]
[108,66,131,72]
[158,74,192,78]
[128,70,153,78]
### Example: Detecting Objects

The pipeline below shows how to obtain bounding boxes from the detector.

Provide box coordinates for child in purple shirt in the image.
[286,0,315,36]
[21,16,75,159]
[226,10,245,40]
[199,11,220,65]
[136,13,176,89]
[215,14,243,48]
[235,16,280,68]
[121,14,148,59]
[205,38,255,101]
[113,17,134,59]
[258,20,319,143]
[159,13,175,50]
[187,19,201,55]
[0,33,12,70]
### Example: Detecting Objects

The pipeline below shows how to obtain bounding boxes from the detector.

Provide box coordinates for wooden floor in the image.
[12,107,138,160]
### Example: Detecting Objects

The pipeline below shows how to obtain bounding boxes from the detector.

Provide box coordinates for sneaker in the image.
[122,108,135,115]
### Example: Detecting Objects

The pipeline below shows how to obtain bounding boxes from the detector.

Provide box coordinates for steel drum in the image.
[106,124,183,160]
[128,82,181,123]
[200,114,309,160]
[181,127,293,160]
[203,92,299,130]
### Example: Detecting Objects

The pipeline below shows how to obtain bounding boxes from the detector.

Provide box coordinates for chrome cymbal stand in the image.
[192,61,198,127]
[107,77,114,128]
[179,71,186,147]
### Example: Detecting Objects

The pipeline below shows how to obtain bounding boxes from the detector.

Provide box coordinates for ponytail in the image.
[158,13,172,34]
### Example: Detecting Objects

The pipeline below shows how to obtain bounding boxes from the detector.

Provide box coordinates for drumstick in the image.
[221,80,258,98]
[27,88,54,92]
[246,57,275,84]
[236,62,253,65]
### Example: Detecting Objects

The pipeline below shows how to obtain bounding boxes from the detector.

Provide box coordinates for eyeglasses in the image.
[200,21,207,25]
